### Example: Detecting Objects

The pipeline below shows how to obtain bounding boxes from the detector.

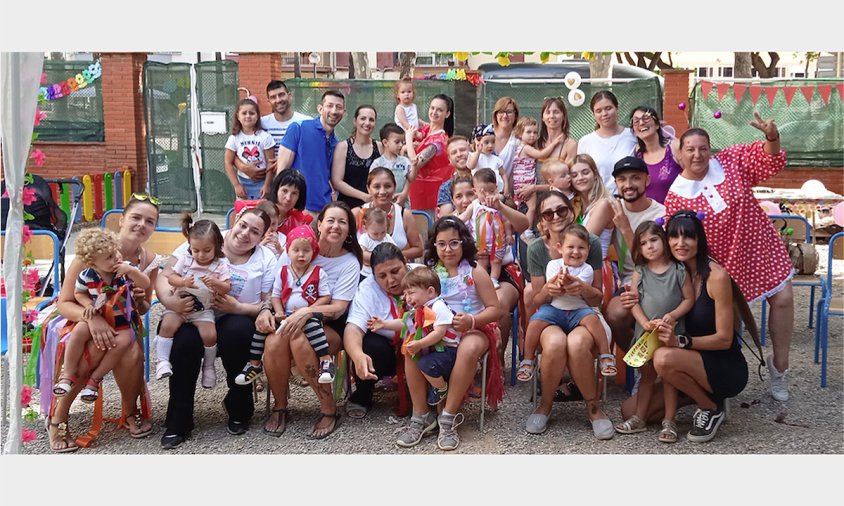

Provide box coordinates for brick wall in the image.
[237,53,282,117]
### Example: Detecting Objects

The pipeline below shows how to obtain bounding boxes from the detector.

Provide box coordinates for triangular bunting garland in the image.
[716,83,731,102]
[783,86,797,106]
[749,86,763,106]
[817,84,833,105]
[764,87,779,107]
[800,86,815,104]
[733,84,747,104]
[837,83,843,100]
[700,81,714,100]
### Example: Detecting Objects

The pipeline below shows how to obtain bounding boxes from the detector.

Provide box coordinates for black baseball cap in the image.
[612,156,649,177]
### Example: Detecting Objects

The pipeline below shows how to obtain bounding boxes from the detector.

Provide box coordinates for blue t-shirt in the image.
[281,118,338,212]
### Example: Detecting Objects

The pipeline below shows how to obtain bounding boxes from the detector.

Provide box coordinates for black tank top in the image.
[685,271,740,349]
[338,138,380,209]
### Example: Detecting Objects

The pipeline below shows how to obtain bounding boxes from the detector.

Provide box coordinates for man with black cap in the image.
[604,156,665,351]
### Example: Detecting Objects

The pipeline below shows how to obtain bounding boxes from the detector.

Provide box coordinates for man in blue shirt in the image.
[277,90,346,215]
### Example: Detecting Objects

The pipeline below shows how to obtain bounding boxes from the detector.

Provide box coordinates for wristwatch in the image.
[677,334,692,349]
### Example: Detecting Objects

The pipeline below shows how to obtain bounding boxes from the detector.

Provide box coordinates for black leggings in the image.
[163,314,255,436]
[347,332,397,409]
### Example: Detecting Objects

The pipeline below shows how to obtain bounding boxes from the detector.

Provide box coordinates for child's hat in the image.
[286,225,319,256]
[471,123,495,141]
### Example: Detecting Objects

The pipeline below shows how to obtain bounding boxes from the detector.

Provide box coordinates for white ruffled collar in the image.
[669,158,726,198]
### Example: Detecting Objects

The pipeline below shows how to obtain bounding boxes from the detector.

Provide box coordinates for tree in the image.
[617,52,675,71]
[750,52,781,78]
[293,52,301,79]
[350,52,371,79]
[398,52,416,78]
[734,52,752,78]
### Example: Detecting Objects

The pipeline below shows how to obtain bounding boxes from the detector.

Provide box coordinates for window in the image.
[416,52,454,66]
[34,60,105,142]
[719,67,734,78]
[697,67,713,77]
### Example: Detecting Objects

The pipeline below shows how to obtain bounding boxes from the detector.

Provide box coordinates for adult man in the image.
[261,80,311,163]
[276,90,346,215]
[436,136,472,216]
[603,156,666,351]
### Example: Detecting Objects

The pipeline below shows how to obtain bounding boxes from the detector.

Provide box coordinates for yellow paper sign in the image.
[623,329,663,368]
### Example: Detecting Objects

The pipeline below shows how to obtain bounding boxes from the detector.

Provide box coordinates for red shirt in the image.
[409,125,452,210]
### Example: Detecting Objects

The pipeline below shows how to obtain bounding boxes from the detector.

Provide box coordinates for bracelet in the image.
[469,314,476,330]
[258,300,274,315]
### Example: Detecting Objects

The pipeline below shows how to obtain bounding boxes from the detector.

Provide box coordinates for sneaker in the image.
[437,412,464,451]
[687,407,725,443]
[156,360,173,380]
[318,359,336,384]
[160,432,187,450]
[226,419,248,436]
[201,364,216,389]
[396,411,438,448]
[766,355,790,402]
[235,363,263,386]
[426,385,448,406]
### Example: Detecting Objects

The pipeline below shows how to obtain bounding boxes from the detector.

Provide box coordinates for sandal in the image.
[52,374,77,398]
[46,417,79,453]
[658,419,678,443]
[124,412,152,439]
[599,353,617,378]
[309,412,340,440]
[615,414,647,434]
[516,359,536,383]
[79,377,102,403]
[254,375,265,393]
[263,408,289,437]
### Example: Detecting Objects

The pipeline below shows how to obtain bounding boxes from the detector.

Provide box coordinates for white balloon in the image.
[801,179,827,195]
[568,88,585,107]
[564,71,582,90]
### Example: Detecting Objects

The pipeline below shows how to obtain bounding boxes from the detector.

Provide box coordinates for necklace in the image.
[290,265,309,287]
[434,260,473,314]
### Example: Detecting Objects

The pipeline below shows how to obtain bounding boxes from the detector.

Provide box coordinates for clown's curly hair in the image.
[75,228,119,265]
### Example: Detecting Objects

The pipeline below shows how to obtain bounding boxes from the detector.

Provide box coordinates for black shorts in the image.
[324,309,349,338]
[416,346,458,380]
[699,336,748,402]
[499,262,521,291]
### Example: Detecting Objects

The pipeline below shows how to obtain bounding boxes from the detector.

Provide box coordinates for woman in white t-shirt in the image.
[576,91,637,195]
[157,207,276,449]
[260,201,363,439]
[224,98,276,200]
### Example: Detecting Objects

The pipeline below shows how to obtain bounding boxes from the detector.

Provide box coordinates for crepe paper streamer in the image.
[623,329,662,368]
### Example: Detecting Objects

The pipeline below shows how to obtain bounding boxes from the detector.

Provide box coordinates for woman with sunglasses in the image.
[47,193,161,452]
[522,191,615,439]
[577,91,638,195]
[157,206,277,448]
[630,106,682,204]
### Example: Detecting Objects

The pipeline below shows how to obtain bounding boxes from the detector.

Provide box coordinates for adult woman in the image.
[491,96,522,187]
[342,243,412,419]
[533,97,578,177]
[47,194,160,452]
[648,211,747,443]
[158,207,276,449]
[331,105,381,210]
[396,216,502,451]
[267,169,312,235]
[351,168,423,263]
[577,90,637,195]
[630,106,681,204]
[407,94,454,223]
[664,113,793,402]
[522,192,614,439]
[261,201,363,438]
[571,153,615,260]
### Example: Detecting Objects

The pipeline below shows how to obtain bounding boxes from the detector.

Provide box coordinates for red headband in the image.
[286,225,319,256]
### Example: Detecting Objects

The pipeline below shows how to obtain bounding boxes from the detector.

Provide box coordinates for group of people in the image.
[44,78,797,453]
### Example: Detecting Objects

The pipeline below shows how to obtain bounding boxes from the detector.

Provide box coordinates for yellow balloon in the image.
[454,52,470,62]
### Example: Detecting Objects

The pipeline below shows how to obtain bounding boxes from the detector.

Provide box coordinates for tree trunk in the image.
[293,53,301,78]
[734,52,752,78]
[350,52,371,79]
[589,53,612,79]
[750,52,780,78]
[398,52,416,79]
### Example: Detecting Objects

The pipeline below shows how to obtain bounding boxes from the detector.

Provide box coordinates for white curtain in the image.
[1,52,44,454]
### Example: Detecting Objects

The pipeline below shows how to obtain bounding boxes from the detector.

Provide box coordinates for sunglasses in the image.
[131,193,161,207]
[540,205,571,221]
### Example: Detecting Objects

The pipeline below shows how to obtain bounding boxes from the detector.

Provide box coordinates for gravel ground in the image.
[7,245,842,455]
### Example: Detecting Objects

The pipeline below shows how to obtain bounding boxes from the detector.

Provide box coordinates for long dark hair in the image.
[424,215,477,268]
[231,98,264,135]
[666,210,710,281]
[631,220,669,266]
[268,169,307,211]
[431,94,454,137]
[317,201,363,267]
[350,104,377,139]
[590,90,619,130]
[538,97,570,149]
[535,190,574,239]
[631,105,668,153]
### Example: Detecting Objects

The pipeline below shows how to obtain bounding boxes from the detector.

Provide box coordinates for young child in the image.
[458,168,512,288]
[615,221,694,440]
[53,229,151,402]
[235,225,336,386]
[155,214,231,388]
[257,200,285,257]
[393,77,427,141]
[224,98,276,200]
[512,116,567,222]
[518,224,615,382]
[367,266,460,407]
[467,124,506,195]
[359,207,398,278]
[370,122,416,208]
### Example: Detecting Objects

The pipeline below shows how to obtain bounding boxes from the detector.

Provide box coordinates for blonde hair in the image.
[514,116,538,140]
[572,153,611,216]
[363,206,388,226]
[75,228,119,265]
[540,159,569,185]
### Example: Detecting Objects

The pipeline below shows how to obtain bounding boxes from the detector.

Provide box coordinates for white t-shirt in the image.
[545,259,593,311]
[473,153,505,193]
[173,234,276,305]
[395,103,419,129]
[346,274,396,340]
[271,264,330,314]
[425,296,459,346]
[495,133,521,183]
[577,128,637,195]
[172,254,232,309]
[224,130,276,180]
[276,250,360,302]
[613,199,666,286]
[358,233,398,277]
[262,112,311,157]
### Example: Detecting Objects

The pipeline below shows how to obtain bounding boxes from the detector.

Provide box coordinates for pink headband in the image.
[286,225,319,256]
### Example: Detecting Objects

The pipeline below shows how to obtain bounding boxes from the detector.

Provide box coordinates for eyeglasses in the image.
[434,239,463,251]
[131,193,161,207]
[540,205,571,221]
[496,109,515,116]
[631,114,654,125]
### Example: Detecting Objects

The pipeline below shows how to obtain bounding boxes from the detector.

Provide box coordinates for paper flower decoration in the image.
[34,109,47,126]
[568,88,585,107]
[22,187,37,206]
[453,52,470,62]
[31,149,46,166]
[21,429,37,443]
[496,55,511,66]
[22,225,32,244]
[21,385,32,406]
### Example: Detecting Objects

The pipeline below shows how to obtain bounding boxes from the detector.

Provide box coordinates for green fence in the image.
[35,60,104,142]
[691,79,844,166]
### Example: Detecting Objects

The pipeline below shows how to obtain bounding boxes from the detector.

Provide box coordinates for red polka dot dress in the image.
[665,141,793,302]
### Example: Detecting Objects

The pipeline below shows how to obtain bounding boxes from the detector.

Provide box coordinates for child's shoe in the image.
[156,360,173,380]
[318,358,336,384]
[427,385,449,406]
[201,363,217,389]
[235,363,263,386]
[80,377,102,403]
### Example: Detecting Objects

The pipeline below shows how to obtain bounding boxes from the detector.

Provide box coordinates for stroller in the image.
[1,174,84,296]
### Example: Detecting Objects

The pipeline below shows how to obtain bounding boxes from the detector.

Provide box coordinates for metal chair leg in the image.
[480,351,488,432]
[760,299,767,346]
[809,286,816,329]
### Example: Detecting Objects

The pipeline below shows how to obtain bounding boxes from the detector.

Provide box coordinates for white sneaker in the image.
[156,360,173,380]
[201,364,217,389]
[766,355,790,402]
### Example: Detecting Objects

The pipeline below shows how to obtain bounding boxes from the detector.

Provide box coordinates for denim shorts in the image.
[416,346,458,379]
[530,304,597,334]
[237,175,265,200]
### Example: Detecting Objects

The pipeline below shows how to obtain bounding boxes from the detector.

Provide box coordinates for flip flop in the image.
[309,412,340,440]
[124,412,153,439]
[345,401,368,419]
[263,408,289,437]
[46,417,79,453]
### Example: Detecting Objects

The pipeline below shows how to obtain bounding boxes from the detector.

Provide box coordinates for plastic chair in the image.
[814,231,843,388]
[531,352,607,409]
[411,210,433,261]
[760,214,824,344]
[225,207,236,230]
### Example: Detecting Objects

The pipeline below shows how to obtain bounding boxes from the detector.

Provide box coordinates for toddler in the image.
[512,116,567,222]
[370,122,416,207]
[458,168,512,288]
[359,207,398,277]
[394,77,427,140]
[467,124,506,195]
